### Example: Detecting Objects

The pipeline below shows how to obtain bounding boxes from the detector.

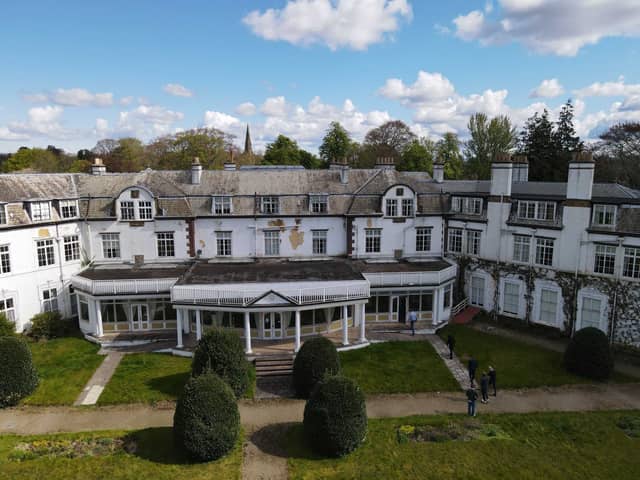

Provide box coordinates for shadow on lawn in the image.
[125,427,190,465]
[251,423,323,461]
[147,372,190,397]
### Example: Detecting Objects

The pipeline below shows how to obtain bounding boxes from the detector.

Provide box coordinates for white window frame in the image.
[416,227,432,252]
[36,239,55,267]
[452,197,482,215]
[59,200,78,219]
[592,204,616,227]
[261,196,279,214]
[513,234,531,263]
[385,198,398,217]
[138,201,153,220]
[623,246,640,279]
[101,233,121,259]
[216,231,232,256]
[465,230,481,256]
[119,201,135,220]
[517,200,556,221]
[41,287,58,313]
[401,198,414,217]
[309,195,328,214]
[212,196,232,215]
[577,292,608,333]
[312,230,327,255]
[63,235,80,262]
[470,275,485,307]
[448,228,463,253]
[31,201,51,221]
[264,230,280,256]
[365,228,381,253]
[0,244,10,274]
[536,287,560,326]
[157,232,175,257]
[534,237,554,266]
[594,244,616,275]
[501,280,521,316]
[0,204,6,225]
[451,197,462,212]
[0,297,16,323]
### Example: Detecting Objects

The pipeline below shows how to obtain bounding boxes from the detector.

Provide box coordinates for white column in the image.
[195,309,202,340]
[294,310,301,352]
[176,310,183,348]
[183,309,190,333]
[432,289,439,326]
[359,303,366,342]
[244,311,252,354]
[95,299,104,337]
[342,304,349,346]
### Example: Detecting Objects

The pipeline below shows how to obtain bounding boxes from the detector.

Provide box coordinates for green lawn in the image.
[439,324,632,388]
[339,341,459,394]
[99,353,256,405]
[25,337,103,405]
[286,411,640,479]
[0,428,242,480]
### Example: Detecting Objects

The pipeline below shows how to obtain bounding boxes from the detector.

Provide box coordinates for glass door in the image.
[263,312,282,338]
[131,304,150,330]
[390,296,399,322]
[471,276,485,307]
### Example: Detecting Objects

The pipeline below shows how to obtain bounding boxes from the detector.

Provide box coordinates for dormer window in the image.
[31,202,51,221]
[451,196,482,215]
[517,200,555,221]
[59,200,78,219]
[261,196,279,214]
[120,201,135,220]
[385,199,397,216]
[309,194,328,214]
[592,204,616,227]
[0,205,6,225]
[212,196,232,215]
[385,186,415,217]
[402,198,414,217]
[138,201,153,220]
[119,199,153,221]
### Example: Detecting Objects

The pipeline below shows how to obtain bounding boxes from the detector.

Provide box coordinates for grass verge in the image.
[286,410,640,479]
[339,341,459,394]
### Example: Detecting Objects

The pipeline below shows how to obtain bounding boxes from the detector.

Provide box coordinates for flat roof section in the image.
[178,259,365,285]
[78,263,191,281]
[354,259,452,273]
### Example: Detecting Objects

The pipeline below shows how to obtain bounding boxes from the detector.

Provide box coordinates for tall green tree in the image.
[319,121,352,165]
[262,135,319,167]
[594,122,640,187]
[363,120,416,159]
[517,109,558,181]
[437,133,464,179]
[2,148,59,172]
[397,137,436,173]
[465,113,517,179]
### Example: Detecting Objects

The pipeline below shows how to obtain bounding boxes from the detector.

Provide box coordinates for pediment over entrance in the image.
[248,290,293,306]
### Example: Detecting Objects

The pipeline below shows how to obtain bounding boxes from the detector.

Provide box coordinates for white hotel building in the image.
[0,152,639,352]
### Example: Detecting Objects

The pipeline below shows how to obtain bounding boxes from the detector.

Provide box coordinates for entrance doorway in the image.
[263,312,282,338]
[131,304,150,330]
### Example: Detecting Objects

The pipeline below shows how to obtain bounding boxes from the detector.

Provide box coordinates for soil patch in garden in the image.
[396,419,511,444]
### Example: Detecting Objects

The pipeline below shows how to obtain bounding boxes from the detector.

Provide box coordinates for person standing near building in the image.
[466,387,478,416]
[488,366,497,397]
[468,355,478,387]
[408,310,417,336]
[446,334,456,359]
[480,372,489,403]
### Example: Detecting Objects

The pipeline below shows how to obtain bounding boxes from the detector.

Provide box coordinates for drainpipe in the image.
[610,288,618,346]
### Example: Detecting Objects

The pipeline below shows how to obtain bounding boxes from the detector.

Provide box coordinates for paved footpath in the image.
[1,382,639,436]
[73,351,124,406]
[425,335,469,390]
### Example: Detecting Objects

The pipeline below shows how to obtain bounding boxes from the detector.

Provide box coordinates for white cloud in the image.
[260,96,289,117]
[530,78,565,98]
[119,96,135,106]
[0,127,29,141]
[117,105,184,138]
[94,118,109,137]
[574,77,640,97]
[243,0,413,51]
[378,71,455,102]
[450,0,640,56]
[203,111,241,131]
[163,83,194,97]
[24,88,114,107]
[235,102,257,116]
[6,105,73,139]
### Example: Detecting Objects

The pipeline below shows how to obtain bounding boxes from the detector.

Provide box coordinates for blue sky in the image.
[1,0,639,153]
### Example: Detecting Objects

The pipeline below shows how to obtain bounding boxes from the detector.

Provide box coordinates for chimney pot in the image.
[91,157,107,175]
[191,157,203,184]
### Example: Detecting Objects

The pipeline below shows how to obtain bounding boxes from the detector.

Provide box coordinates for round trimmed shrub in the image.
[564,327,614,380]
[28,311,74,340]
[192,329,249,398]
[0,336,39,407]
[293,336,341,398]
[173,373,240,462]
[303,375,367,457]
[0,313,15,337]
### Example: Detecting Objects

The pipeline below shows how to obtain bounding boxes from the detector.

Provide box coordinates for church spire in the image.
[244,124,253,155]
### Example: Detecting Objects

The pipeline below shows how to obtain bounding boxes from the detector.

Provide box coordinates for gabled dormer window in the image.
[0,205,7,225]
[212,196,232,215]
[59,200,78,219]
[261,196,279,214]
[309,194,328,214]
[592,204,616,227]
[31,202,51,221]
[119,199,154,221]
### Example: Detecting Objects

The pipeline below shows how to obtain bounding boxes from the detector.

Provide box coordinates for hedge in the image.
[564,327,614,380]
[293,336,341,398]
[0,336,39,407]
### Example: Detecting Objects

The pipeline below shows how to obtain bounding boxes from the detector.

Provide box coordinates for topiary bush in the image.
[0,312,15,337]
[173,373,240,462]
[0,336,39,407]
[303,375,367,457]
[293,336,341,398]
[564,327,614,380]
[28,311,75,340]
[191,329,249,398]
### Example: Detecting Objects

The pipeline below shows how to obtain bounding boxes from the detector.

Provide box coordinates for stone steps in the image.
[254,355,294,378]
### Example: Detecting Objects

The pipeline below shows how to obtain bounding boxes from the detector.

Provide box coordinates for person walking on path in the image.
[446,334,456,359]
[480,372,489,404]
[488,366,497,397]
[408,310,417,336]
[468,356,478,387]
[466,387,478,416]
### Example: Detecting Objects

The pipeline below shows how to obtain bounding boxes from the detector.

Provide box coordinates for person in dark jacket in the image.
[468,356,478,387]
[488,366,497,397]
[480,372,489,403]
[446,334,456,359]
[466,387,478,416]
